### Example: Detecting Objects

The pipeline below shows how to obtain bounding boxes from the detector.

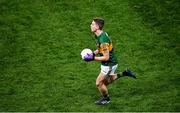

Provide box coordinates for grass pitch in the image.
[0,0,179,111]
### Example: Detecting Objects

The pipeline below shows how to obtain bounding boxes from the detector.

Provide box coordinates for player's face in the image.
[90,21,99,32]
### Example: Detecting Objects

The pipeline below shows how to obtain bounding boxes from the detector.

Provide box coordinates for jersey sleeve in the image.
[99,43,110,54]
[98,33,113,54]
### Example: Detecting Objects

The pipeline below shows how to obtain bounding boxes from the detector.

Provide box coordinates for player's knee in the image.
[96,82,100,87]
[96,81,102,87]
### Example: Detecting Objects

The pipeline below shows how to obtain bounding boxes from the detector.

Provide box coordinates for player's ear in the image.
[95,23,100,30]
[95,25,98,30]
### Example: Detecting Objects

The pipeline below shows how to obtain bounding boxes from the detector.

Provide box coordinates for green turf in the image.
[0,0,179,112]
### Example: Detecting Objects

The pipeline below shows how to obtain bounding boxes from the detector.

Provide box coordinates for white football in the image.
[80,48,93,59]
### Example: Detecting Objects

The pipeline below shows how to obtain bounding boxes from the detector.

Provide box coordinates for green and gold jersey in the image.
[95,32,118,66]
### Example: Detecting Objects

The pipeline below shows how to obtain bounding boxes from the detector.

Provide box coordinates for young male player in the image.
[84,17,136,105]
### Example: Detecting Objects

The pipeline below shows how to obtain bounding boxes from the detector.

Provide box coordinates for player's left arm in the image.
[94,43,109,61]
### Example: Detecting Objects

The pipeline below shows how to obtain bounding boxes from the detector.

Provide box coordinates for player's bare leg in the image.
[104,74,118,86]
[105,69,137,86]
[95,73,110,105]
[96,73,108,96]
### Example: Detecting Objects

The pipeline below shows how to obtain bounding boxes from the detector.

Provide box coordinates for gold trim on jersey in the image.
[98,42,113,54]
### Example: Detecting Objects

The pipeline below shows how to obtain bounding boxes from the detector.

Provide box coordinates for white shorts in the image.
[101,64,118,76]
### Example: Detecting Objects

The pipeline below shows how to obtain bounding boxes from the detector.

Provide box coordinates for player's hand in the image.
[94,49,99,55]
[84,53,95,62]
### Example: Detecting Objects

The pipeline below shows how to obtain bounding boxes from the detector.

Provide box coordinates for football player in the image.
[84,17,136,105]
